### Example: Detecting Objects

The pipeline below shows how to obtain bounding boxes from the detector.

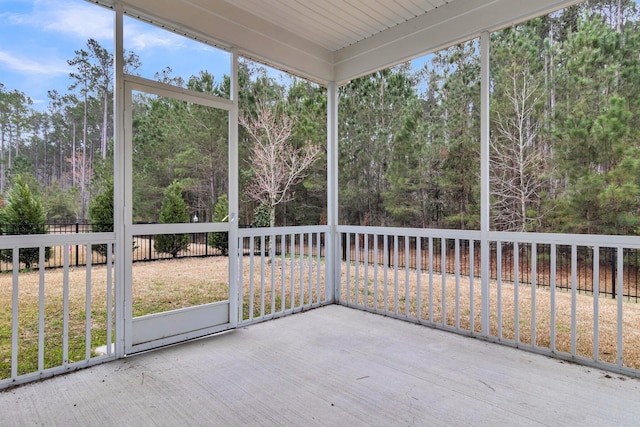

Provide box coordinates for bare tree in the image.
[491,67,553,232]
[240,100,321,227]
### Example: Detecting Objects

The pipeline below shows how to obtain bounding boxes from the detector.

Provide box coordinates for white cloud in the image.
[0,50,68,75]
[124,21,187,51]
[3,0,113,41]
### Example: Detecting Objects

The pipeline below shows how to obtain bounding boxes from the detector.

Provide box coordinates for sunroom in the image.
[2,0,640,423]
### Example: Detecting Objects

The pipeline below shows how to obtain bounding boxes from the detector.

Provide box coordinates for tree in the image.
[490,25,553,232]
[154,180,190,257]
[240,100,321,227]
[88,177,114,256]
[208,194,229,255]
[0,175,50,269]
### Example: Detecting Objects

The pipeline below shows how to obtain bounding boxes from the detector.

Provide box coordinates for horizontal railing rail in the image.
[337,225,640,379]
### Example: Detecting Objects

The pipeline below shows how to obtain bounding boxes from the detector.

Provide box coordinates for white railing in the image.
[237,226,331,325]
[0,233,116,389]
[337,225,640,378]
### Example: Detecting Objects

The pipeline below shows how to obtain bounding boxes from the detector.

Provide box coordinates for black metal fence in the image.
[0,222,325,272]
[341,234,640,302]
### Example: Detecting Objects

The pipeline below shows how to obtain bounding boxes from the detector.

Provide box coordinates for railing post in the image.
[480,31,491,336]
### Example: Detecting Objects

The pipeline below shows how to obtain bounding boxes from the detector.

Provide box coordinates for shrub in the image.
[0,175,50,269]
[208,194,229,255]
[88,178,114,256]
[153,180,190,257]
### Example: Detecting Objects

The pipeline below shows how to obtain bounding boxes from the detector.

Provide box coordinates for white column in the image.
[228,48,240,326]
[113,2,126,357]
[480,31,491,336]
[326,82,339,303]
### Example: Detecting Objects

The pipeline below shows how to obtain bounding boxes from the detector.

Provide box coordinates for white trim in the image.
[114,1,127,358]
[124,74,233,110]
[480,31,490,336]
[228,48,240,328]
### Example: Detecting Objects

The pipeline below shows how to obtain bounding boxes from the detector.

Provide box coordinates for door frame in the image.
[121,75,238,354]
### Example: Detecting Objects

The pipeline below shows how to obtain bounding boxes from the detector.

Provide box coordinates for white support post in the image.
[228,48,240,327]
[327,82,339,303]
[113,2,126,357]
[480,31,491,336]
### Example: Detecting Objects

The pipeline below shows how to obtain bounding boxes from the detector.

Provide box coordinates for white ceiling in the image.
[101,0,582,85]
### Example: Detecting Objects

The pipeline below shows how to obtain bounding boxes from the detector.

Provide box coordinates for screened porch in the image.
[2,2,640,421]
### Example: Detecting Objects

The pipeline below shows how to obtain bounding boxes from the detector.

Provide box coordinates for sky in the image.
[0,0,231,110]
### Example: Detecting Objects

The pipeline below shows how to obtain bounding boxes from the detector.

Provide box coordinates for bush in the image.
[88,178,114,256]
[0,175,51,269]
[208,194,229,255]
[153,180,190,257]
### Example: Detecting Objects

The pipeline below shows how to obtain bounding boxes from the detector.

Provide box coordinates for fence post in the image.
[612,248,616,299]
[149,235,153,260]
[341,232,346,261]
[75,222,79,266]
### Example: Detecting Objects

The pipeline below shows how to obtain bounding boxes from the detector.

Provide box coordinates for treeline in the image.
[340,0,640,235]
[1,0,639,236]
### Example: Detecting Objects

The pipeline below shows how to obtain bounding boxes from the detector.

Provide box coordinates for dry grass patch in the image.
[3,256,640,381]
[340,263,640,369]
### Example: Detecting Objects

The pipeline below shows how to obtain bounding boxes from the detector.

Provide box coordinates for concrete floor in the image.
[2,305,640,426]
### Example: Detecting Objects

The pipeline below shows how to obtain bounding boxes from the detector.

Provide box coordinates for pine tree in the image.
[153,180,190,257]
[0,175,50,269]
[88,177,113,256]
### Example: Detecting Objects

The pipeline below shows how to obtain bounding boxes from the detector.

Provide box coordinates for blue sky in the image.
[0,0,231,110]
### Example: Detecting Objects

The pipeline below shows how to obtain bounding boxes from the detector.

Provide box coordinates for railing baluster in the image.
[106,242,113,356]
[513,242,519,343]
[593,246,600,362]
[497,241,502,339]
[346,232,351,305]
[416,237,422,322]
[11,247,19,378]
[260,235,266,318]
[429,237,434,323]
[85,243,92,361]
[469,239,474,333]
[249,237,255,321]
[63,244,70,366]
[308,232,313,307]
[38,247,46,372]
[405,235,410,318]
[571,245,577,356]
[364,233,369,308]
[617,247,624,368]
[290,233,295,311]
[441,238,446,327]
[455,238,460,330]
[299,233,304,309]
[550,243,557,353]
[271,233,276,315]
[373,234,379,311]
[531,242,537,348]
[394,235,399,316]
[383,234,389,313]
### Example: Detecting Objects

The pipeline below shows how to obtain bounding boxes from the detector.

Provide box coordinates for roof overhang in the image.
[100,0,583,85]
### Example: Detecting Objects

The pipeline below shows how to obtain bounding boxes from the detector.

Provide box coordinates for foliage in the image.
[252,203,271,228]
[153,180,190,257]
[0,175,50,269]
[88,177,114,256]
[5,3,640,236]
[208,194,229,255]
